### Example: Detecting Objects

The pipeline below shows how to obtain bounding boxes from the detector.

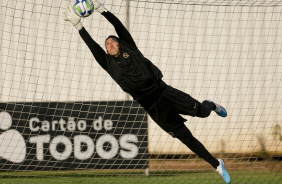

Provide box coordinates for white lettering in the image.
[77,120,86,131]
[27,114,140,161]
[96,134,119,159]
[29,117,40,132]
[59,118,66,131]
[119,134,138,159]
[74,135,94,160]
[29,134,139,161]
[104,120,113,131]
[52,120,58,131]
[42,121,50,132]
[28,117,114,132]
[67,117,76,131]
[93,116,103,131]
[49,135,72,160]
[29,135,50,160]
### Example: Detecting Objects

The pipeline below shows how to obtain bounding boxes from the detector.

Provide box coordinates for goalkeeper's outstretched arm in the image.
[92,0,137,49]
[63,4,109,70]
[79,28,109,70]
[102,11,137,49]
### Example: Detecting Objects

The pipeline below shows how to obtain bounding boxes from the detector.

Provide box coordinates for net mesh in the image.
[0,0,281,183]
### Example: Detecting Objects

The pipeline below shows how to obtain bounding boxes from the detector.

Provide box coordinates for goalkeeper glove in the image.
[92,0,107,13]
[63,4,83,30]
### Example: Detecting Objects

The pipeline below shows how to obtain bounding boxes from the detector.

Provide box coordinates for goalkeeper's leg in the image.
[153,85,227,118]
[174,124,231,184]
[195,100,228,118]
[174,123,220,169]
[146,101,231,183]
[195,100,215,118]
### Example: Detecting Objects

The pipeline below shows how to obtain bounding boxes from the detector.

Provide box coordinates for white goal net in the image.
[0,0,281,183]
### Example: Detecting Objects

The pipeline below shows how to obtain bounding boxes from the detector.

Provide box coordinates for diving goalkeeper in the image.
[63,1,231,183]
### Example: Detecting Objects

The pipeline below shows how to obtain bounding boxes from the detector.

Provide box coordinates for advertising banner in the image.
[0,101,148,170]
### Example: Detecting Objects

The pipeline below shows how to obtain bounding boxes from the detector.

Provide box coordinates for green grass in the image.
[0,171,281,184]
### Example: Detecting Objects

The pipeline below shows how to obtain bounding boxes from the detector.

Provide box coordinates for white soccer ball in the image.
[73,0,94,17]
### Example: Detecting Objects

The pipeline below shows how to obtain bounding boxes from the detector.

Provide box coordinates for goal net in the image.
[0,0,281,183]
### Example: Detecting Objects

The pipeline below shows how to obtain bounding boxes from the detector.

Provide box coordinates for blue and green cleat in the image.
[207,100,227,117]
[216,159,231,184]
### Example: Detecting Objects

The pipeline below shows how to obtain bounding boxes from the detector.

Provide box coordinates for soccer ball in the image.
[73,0,94,17]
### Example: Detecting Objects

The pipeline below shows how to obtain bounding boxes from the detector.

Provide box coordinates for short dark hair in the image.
[105,35,120,44]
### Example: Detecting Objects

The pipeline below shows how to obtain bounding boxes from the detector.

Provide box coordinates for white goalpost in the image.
[0,0,281,183]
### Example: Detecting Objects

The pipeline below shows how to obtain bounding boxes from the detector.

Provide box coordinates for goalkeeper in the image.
[63,1,231,184]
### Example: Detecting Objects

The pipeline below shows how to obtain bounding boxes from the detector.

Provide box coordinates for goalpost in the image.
[0,0,281,183]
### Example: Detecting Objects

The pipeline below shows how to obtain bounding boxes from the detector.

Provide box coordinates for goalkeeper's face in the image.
[106,38,121,57]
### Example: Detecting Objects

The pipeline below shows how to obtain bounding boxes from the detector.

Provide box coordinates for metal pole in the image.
[125,0,130,30]
[125,0,131,100]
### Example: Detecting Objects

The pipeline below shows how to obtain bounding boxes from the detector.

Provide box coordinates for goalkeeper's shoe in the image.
[207,100,227,117]
[216,159,231,184]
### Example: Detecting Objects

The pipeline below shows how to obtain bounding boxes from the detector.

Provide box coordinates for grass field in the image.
[0,171,281,184]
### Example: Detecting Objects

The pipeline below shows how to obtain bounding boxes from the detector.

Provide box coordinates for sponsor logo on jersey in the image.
[123,52,129,59]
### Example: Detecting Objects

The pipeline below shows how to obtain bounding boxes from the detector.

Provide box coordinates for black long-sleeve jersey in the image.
[79,11,163,100]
